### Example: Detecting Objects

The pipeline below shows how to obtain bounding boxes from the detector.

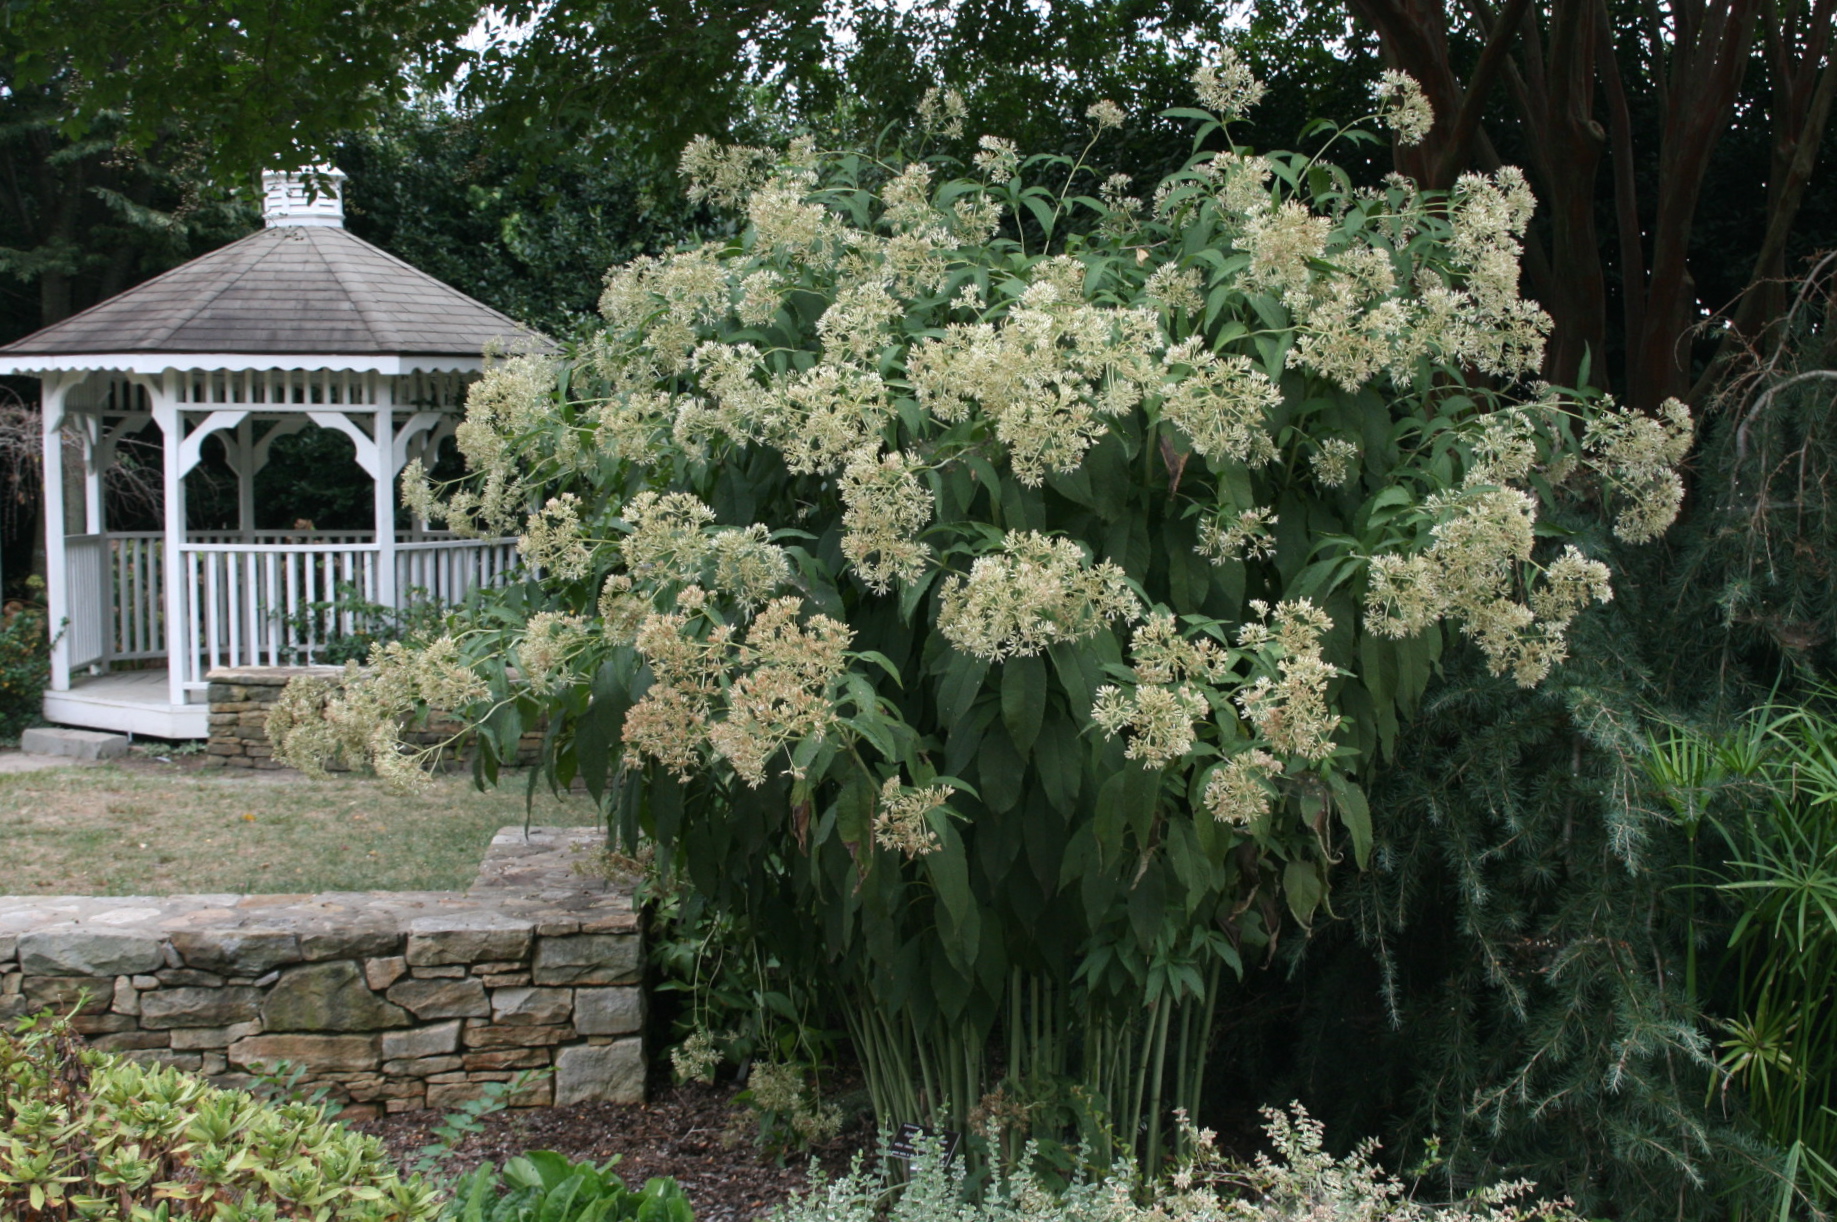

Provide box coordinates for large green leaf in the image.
[1001,655,1047,755]
[937,648,991,726]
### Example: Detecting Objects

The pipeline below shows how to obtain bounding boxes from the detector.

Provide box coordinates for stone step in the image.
[21,726,131,760]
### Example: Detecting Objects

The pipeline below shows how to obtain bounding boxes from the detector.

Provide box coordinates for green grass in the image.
[0,759,598,896]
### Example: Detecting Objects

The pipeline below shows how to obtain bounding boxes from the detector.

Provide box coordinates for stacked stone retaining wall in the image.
[0,828,642,1119]
[203,666,546,770]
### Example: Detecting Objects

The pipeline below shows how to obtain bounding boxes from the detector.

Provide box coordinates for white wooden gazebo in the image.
[0,170,534,738]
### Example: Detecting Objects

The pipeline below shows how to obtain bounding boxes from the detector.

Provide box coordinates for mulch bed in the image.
[353,1082,874,1222]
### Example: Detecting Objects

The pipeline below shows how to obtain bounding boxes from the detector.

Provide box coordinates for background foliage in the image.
[5,1,1837,1217]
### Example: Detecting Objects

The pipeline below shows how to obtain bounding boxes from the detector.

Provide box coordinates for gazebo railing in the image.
[181,537,520,675]
[60,532,520,683]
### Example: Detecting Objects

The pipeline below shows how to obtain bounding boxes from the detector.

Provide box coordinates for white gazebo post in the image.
[235,417,256,540]
[374,393,398,612]
[40,372,71,693]
[154,380,190,710]
[80,416,105,538]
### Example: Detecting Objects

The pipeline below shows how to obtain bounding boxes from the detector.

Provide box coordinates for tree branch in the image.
[1435,0,1536,185]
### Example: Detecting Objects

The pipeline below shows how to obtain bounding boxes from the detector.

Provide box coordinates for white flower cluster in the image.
[1092,614,1234,766]
[840,448,934,594]
[1192,47,1267,120]
[937,531,1141,661]
[679,136,773,208]
[625,596,853,786]
[1363,406,1620,686]
[745,1062,843,1145]
[518,494,593,580]
[1158,338,1282,465]
[1373,70,1435,146]
[874,776,956,858]
[1233,600,1343,761]
[268,637,491,792]
[908,260,1164,485]
[1205,748,1283,828]
[1197,507,1278,563]
[917,87,968,138]
[1584,396,1694,542]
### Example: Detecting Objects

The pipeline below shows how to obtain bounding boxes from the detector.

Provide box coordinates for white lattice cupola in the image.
[260,166,348,228]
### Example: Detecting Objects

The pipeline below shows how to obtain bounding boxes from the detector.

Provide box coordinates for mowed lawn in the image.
[0,758,598,896]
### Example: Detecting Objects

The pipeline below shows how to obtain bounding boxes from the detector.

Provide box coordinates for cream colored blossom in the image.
[1530,545,1613,623]
[937,531,1141,661]
[1146,263,1205,315]
[705,599,852,785]
[737,270,785,327]
[1310,438,1360,487]
[1234,601,1342,760]
[518,612,587,693]
[882,163,937,230]
[1128,612,1235,684]
[749,180,842,261]
[679,136,772,208]
[973,136,1020,181]
[622,683,708,778]
[1086,99,1126,130]
[672,1029,720,1083]
[598,574,650,645]
[411,636,491,711]
[625,597,852,787]
[908,268,1161,484]
[818,279,900,365]
[1205,749,1281,826]
[1159,337,1281,465]
[622,491,717,582]
[594,389,675,464]
[519,494,593,580]
[1197,506,1278,563]
[710,525,791,611]
[840,448,934,594]
[1092,681,1211,766]
[1192,48,1266,120]
[918,86,968,138]
[1241,201,1329,299]
[400,458,441,525]
[267,640,491,793]
[1583,397,1694,542]
[874,775,953,858]
[1373,70,1434,146]
[1098,173,1143,234]
[1363,552,1442,639]
[1203,151,1276,221]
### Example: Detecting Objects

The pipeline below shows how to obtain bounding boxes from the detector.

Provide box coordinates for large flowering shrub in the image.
[273,58,1689,1163]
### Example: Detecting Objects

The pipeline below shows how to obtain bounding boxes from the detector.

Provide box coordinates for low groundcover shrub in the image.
[0,1013,443,1221]
[783,1106,1577,1222]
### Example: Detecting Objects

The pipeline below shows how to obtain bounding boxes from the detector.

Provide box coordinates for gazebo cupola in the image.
[0,169,540,738]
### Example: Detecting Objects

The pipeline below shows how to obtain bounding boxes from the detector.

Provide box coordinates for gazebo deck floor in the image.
[42,668,208,741]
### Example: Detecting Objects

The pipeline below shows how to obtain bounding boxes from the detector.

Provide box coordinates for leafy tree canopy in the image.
[2,0,477,177]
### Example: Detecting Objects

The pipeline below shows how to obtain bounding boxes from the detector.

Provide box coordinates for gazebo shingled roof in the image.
[0,225,532,362]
